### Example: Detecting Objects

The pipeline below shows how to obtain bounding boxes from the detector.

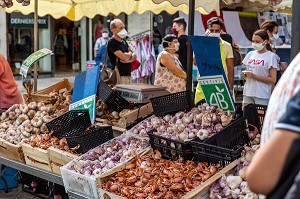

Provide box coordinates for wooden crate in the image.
[0,138,25,163]
[22,142,52,172]
[97,157,238,199]
[48,146,79,175]
[23,78,73,103]
[61,142,151,199]
[96,103,153,130]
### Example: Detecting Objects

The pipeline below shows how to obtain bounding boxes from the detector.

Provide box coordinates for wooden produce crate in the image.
[97,158,238,199]
[96,103,153,130]
[48,146,79,175]
[21,142,52,172]
[61,140,151,199]
[23,78,73,103]
[0,138,25,163]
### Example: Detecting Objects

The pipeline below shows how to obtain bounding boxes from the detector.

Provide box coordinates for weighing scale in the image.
[115,84,170,104]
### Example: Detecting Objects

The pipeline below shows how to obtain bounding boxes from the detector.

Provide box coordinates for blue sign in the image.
[72,65,100,103]
[190,35,235,106]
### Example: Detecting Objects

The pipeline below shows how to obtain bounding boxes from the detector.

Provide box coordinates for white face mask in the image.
[117,28,127,39]
[174,42,180,51]
[209,33,221,38]
[252,42,265,51]
[272,33,279,40]
[102,32,109,38]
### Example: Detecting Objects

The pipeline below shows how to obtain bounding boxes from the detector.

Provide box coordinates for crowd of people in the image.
[1,14,300,199]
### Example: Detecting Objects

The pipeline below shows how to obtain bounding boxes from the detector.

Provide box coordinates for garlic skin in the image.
[226,175,243,189]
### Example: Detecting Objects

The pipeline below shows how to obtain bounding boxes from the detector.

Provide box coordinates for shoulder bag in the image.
[100,47,120,85]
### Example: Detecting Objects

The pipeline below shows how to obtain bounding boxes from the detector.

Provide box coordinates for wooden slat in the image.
[0,138,25,163]
[35,78,72,94]
[22,142,52,172]
[48,146,79,175]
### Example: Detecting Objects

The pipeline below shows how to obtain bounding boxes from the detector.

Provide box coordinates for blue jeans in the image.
[243,96,269,106]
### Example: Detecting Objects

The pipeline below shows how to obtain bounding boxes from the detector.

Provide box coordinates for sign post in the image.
[69,95,96,124]
[199,75,235,113]
[20,48,52,78]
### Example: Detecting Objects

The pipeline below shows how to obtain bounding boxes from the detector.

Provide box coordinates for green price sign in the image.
[69,95,96,124]
[199,75,235,113]
[20,48,52,78]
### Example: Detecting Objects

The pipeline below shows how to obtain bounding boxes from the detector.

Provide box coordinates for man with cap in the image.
[94,28,110,57]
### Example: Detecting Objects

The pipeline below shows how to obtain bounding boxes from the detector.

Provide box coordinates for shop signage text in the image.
[9,13,48,28]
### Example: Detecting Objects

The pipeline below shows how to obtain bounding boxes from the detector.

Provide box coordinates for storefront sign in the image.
[20,48,52,78]
[69,95,96,124]
[9,13,48,29]
[199,75,235,113]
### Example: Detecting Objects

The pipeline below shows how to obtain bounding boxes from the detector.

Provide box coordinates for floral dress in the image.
[154,51,186,93]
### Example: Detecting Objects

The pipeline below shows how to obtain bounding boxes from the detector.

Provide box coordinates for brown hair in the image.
[260,20,279,33]
[253,30,272,51]
[173,17,187,31]
[207,17,224,30]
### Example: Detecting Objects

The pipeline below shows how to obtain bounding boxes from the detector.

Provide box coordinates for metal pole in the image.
[186,0,195,92]
[33,0,39,91]
[89,18,92,60]
[291,0,300,60]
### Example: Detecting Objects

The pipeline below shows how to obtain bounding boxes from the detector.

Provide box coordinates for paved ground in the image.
[0,185,41,199]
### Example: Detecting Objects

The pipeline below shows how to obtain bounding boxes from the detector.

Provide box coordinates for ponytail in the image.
[265,42,272,51]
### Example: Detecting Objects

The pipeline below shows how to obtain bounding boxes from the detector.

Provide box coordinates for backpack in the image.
[232,44,242,66]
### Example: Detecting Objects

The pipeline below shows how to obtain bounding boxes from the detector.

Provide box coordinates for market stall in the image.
[0,73,266,198]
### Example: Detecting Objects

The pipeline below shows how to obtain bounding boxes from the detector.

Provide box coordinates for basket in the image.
[66,126,114,154]
[244,104,267,133]
[46,110,91,139]
[147,129,193,161]
[191,116,249,167]
[97,80,130,112]
[150,91,194,116]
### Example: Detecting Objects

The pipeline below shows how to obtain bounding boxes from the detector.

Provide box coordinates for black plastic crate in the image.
[244,104,267,133]
[150,91,194,116]
[66,126,114,154]
[191,117,249,167]
[147,129,193,161]
[46,110,91,139]
[97,80,130,112]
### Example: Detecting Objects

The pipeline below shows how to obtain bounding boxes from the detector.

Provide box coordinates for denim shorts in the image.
[243,96,269,106]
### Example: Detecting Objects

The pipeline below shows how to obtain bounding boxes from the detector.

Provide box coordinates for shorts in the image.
[120,76,131,84]
[243,96,269,106]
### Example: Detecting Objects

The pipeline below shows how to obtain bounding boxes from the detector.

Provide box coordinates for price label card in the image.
[20,48,52,78]
[69,95,96,124]
[199,75,235,113]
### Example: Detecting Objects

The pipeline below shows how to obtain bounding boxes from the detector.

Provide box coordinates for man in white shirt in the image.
[94,28,109,57]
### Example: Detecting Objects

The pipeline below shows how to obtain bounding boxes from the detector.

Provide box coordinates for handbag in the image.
[100,48,120,85]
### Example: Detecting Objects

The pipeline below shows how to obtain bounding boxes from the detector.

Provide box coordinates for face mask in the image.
[172,27,178,35]
[252,42,265,51]
[209,33,221,38]
[117,29,127,39]
[174,42,180,51]
[102,32,109,38]
[273,33,279,40]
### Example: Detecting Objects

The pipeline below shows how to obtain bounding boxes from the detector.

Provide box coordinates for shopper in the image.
[172,17,188,71]
[194,17,234,104]
[94,28,109,57]
[107,19,136,84]
[246,88,300,199]
[154,34,186,93]
[95,32,112,69]
[0,53,23,111]
[260,20,282,83]
[242,30,277,106]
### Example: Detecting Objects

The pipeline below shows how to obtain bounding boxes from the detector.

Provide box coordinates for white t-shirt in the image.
[94,37,106,51]
[261,52,300,146]
[242,50,278,99]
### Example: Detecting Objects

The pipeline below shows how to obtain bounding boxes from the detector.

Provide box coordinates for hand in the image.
[242,70,255,79]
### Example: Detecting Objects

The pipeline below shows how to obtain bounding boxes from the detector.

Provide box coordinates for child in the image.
[242,30,278,106]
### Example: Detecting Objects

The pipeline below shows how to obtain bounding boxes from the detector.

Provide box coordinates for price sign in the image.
[20,48,52,78]
[69,95,96,124]
[199,75,235,113]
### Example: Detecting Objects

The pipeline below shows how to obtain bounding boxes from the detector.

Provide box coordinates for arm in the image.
[243,67,277,85]
[246,129,299,195]
[114,51,136,63]
[160,53,187,79]
[226,57,234,90]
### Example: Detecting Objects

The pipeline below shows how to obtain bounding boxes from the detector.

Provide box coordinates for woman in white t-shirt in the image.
[242,30,278,106]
